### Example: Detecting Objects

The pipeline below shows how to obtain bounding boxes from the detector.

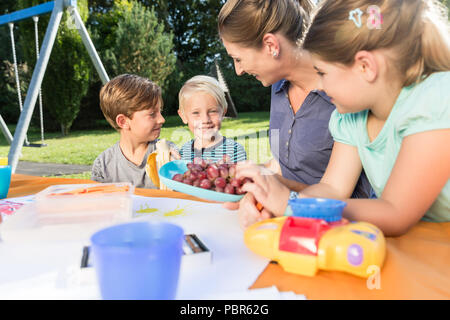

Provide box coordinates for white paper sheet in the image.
[0,195,271,300]
[0,195,35,221]
[132,196,270,299]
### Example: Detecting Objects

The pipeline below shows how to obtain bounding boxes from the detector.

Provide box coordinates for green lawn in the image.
[0,112,272,178]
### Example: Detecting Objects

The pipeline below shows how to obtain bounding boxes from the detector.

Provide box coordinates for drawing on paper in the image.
[135,204,159,216]
[163,205,186,217]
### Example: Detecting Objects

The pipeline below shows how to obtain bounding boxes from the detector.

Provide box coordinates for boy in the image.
[178,75,247,163]
[92,74,177,188]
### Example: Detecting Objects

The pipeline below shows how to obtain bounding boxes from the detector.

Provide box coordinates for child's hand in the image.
[237,192,274,229]
[222,201,240,211]
[170,148,181,160]
[236,162,290,217]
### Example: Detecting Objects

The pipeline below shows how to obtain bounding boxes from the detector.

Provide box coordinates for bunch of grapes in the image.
[171,157,251,195]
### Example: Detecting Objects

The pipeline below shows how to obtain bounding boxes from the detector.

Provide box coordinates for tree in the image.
[90,0,175,86]
[84,0,270,118]
[144,0,271,115]
[102,1,176,87]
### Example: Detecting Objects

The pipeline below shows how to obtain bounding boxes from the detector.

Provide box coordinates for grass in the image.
[0,112,272,178]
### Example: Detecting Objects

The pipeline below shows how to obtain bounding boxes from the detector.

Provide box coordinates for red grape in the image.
[189,171,198,180]
[174,159,248,195]
[207,164,219,180]
[199,179,212,189]
[235,186,246,195]
[228,165,236,178]
[197,171,207,180]
[230,178,241,188]
[219,167,229,179]
[224,184,235,194]
[172,174,183,182]
[214,177,226,188]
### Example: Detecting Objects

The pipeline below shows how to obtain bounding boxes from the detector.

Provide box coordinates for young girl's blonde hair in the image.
[178,75,228,115]
[303,0,450,86]
[218,0,315,48]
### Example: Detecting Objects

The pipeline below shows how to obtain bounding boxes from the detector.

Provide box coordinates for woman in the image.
[218,0,372,227]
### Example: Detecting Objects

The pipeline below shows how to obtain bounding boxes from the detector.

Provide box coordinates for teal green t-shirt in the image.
[329,72,450,222]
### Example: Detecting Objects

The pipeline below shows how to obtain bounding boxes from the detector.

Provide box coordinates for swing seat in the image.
[24,143,48,148]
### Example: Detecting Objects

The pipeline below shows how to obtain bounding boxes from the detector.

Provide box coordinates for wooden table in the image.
[6,174,450,299]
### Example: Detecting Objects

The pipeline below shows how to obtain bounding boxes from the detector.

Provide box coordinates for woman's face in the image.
[222,38,281,87]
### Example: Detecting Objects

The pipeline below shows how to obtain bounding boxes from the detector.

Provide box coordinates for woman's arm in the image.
[236,142,362,216]
[338,129,450,236]
[223,159,308,212]
[299,142,363,199]
[265,158,309,191]
[263,158,281,174]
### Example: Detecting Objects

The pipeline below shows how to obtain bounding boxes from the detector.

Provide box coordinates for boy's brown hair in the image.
[99,74,162,130]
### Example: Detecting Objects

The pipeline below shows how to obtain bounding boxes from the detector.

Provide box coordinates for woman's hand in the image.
[236,162,291,216]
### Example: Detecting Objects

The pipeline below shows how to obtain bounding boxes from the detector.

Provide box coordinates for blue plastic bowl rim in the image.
[90,221,184,249]
[288,197,347,209]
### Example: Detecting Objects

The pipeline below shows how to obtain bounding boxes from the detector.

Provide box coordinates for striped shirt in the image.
[179,137,247,163]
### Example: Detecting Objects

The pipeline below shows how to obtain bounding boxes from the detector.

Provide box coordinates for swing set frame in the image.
[0,0,110,173]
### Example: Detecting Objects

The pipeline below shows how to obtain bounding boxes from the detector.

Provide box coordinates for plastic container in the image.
[288,198,347,222]
[159,160,244,202]
[34,183,134,225]
[90,221,184,300]
[0,165,11,199]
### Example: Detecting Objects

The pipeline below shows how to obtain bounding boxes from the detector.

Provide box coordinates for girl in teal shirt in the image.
[234,0,450,236]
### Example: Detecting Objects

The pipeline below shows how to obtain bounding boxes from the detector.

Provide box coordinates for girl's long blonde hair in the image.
[218,0,315,47]
[303,0,450,86]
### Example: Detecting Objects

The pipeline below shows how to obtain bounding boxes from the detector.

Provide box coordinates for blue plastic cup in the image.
[288,198,347,222]
[0,165,12,199]
[90,221,184,300]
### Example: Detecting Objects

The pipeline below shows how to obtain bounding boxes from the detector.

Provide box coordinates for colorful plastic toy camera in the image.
[244,198,386,278]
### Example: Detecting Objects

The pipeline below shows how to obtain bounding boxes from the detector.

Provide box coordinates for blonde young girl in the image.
[236,0,450,236]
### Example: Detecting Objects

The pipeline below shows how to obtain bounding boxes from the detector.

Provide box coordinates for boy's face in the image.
[179,91,223,142]
[127,100,165,142]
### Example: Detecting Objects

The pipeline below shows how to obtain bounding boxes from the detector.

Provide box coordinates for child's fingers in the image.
[239,195,263,228]
[236,166,268,191]
[222,201,240,210]
[170,149,181,160]
[241,182,268,205]
[235,193,256,229]
[260,208,273,220]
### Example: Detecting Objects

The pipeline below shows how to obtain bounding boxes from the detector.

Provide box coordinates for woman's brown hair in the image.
[218,0,315,48]
[303,0,450,86]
